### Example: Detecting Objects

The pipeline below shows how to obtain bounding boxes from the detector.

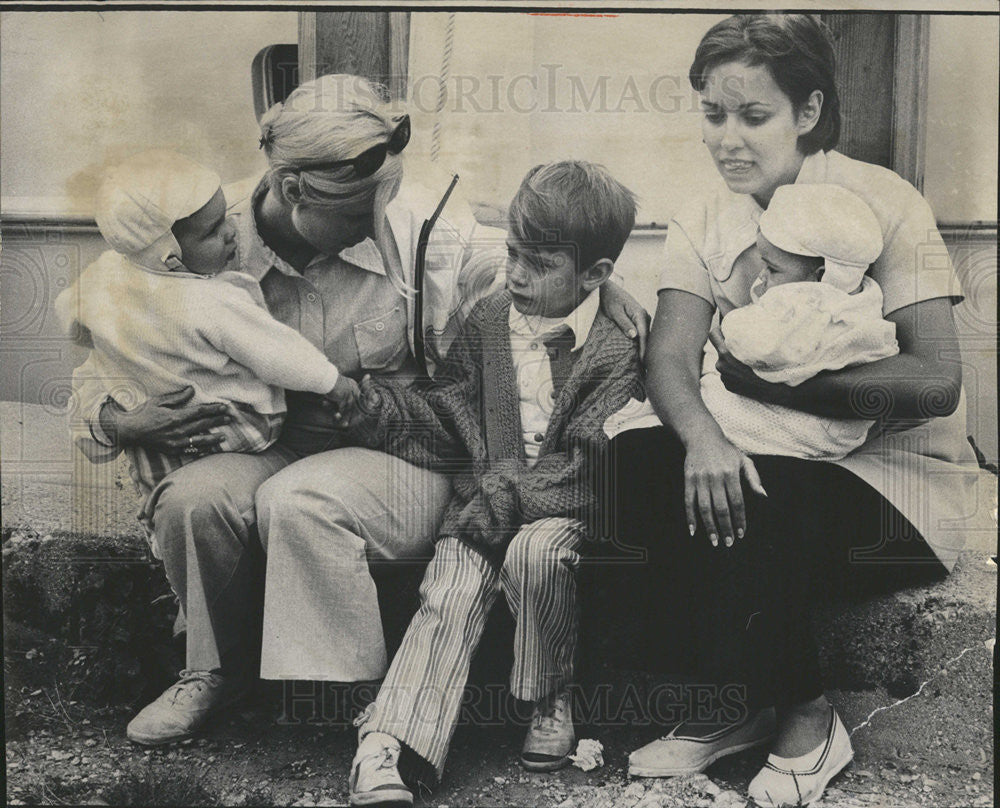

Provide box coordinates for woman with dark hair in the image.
[611,14,989,807]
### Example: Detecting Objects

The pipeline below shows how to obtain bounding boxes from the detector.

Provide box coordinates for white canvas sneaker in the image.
[126,669,250,746]
[520,688,575,772]
[349,732,413,807]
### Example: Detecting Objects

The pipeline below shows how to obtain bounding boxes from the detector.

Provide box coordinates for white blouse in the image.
[657,150,993,569]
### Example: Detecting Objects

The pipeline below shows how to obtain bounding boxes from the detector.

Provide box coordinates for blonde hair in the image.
[259,75,410,292]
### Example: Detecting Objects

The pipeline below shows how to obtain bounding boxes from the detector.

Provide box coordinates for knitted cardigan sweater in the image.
[361,290,644,558]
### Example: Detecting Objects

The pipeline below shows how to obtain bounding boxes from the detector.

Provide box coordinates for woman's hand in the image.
[712,300,963,420]
[100,387,231,456]
[710,328,790,406]
[600,282,651,357]
[683,427,767,548]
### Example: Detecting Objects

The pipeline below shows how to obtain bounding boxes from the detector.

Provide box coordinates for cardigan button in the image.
[533,432,544,443]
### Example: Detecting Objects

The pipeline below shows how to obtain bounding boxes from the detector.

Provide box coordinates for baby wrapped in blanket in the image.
[700,183,900,460]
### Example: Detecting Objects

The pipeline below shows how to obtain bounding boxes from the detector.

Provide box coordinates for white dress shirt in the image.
[508,290,599,465]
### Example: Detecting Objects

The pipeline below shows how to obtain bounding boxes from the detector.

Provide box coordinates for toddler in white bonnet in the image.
[700,183,900,460]
[56,150,358,548]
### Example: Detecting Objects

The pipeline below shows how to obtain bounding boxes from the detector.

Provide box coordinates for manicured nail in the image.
[725,535,733,547]
[688,524,696,537]
[737,528,744,539]
[709,534,718,547]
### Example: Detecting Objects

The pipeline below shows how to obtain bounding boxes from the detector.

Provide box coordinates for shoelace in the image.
[352,743,403,790]
[375,746,399,771]
[353,703,376,729]
[532,695,568,734]
[167,670,221,706]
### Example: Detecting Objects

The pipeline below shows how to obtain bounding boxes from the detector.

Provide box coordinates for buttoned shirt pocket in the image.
[353,303,407,371]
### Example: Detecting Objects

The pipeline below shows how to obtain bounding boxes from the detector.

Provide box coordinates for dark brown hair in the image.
[689,14,840,155]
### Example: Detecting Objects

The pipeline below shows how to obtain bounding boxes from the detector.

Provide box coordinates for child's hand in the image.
[327,374,382,429]
[324,374,360,424]
[357,374,383,416]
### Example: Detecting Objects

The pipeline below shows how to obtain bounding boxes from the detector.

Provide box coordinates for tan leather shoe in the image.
[126,669,250,746]
[628,707,776,777]
[747,708,853,807]
[521,688,575,772]
[349,732,413,807]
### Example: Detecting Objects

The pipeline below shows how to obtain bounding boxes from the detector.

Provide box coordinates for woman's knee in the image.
[150,456,270,556]
[257,463,345,518]
[255,462,361,554]
[152,462,239,530]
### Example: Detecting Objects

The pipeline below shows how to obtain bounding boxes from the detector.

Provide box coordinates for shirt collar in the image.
[231,175,388,281]
[742,149,830,216]
[793,149,830,186]
[508,288,600,351]
[712,149,831,277]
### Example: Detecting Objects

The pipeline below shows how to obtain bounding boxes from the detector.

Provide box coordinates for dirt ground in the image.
[5,637,994,808]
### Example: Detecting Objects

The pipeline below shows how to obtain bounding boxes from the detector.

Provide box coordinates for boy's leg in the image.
[357,537,500,781]
[500,517,586,701]
[500,517,585,771]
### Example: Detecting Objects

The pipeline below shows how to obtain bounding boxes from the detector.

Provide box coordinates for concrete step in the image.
[3,401,996,703]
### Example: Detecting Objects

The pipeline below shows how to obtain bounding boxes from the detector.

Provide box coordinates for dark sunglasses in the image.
[294,115,411,180]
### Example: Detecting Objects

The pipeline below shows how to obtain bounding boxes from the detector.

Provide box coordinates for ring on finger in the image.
[183,436,200,455]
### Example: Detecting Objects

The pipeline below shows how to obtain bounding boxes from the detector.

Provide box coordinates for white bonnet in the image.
[94,150,221,272]
[759,184,884,293]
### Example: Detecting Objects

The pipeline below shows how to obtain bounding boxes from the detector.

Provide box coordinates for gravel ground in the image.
[5,636,993,808]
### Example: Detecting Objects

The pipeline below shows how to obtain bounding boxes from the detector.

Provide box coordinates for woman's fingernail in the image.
[725,535,733,547]
[709,534,718,547]
[688,524,696,537]
[737,528,745,539]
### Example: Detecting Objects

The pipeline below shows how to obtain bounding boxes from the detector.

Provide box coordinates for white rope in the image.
[431,12,455,163]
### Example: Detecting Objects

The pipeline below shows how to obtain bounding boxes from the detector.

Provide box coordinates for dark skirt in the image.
[582,426,947,711]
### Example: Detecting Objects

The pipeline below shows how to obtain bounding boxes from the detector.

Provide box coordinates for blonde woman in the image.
[73,75,649,746]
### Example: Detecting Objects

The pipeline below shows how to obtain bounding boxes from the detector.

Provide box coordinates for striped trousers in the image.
[360,517,584,777]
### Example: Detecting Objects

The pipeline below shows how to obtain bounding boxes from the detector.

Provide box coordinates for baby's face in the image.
[172,189,238,275]
[754,232,824,295]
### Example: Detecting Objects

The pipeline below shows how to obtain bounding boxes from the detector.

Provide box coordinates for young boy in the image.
[700,183,900,460]
[55,152,359,744]
[342,161,643,806]
[58,150,359,512]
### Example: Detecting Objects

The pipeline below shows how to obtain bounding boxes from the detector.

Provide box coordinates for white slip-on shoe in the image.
[126,669,250,746]
[628,707,776,777]
[747,707,853,807]
[349,732,413,807]
[520,688,575,772]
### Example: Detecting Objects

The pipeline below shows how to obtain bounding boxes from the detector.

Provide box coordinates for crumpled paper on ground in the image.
[569,738,604,771]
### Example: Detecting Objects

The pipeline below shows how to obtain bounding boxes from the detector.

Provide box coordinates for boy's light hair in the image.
[508,161,637,271]
[259,74,408,291]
